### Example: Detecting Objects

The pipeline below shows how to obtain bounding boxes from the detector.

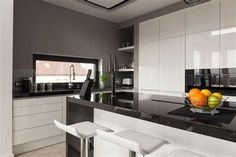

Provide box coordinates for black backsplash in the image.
[185,68,236,96]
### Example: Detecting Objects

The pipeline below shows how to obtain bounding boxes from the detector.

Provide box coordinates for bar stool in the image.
[96,129,168,157]
[54,120,113,157]
[167,149,206,157]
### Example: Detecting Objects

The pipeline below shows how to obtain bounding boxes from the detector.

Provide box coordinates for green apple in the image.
[208,95,220,108]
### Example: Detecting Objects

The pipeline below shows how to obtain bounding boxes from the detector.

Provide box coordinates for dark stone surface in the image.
[67,92,236,143]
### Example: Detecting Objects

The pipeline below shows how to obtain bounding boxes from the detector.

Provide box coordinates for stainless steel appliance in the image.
[122,78,133,86]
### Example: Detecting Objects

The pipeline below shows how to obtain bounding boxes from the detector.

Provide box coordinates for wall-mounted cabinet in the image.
[220,0,236,28]
[139,41,158,91]
[159,11,185,39]
[159,36,185,93]
[220,26,236,68]
[186,1,219,34]
[138,0,236,94]
[186,30,220,69]
[139,18,159,43]
[139,18,159,92]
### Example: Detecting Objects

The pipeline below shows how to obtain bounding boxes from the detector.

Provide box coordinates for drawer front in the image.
[13,96,63,107]
[13,125,62,145]
[13,111,62,131]
[13,103,62,117]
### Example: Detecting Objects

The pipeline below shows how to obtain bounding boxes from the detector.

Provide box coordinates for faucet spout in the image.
[69,64,75,89]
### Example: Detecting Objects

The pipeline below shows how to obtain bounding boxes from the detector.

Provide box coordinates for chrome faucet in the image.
[69,64,75,89]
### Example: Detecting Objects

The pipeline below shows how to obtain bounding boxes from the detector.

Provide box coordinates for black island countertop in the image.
[67,92,236,143]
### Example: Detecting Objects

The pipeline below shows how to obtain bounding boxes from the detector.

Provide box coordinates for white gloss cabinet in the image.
[186,1,219,34]
[159,11,185,39]
[139,18,159,43]
[13,97,64,146]
[139,41,158,92]
[139,18,159,93]
[220,26,236,68]
[220,0,236,28]
[159,36,185,93]
[186,30,220,69]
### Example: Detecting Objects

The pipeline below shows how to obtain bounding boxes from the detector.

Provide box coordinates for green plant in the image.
[99,74,108,82]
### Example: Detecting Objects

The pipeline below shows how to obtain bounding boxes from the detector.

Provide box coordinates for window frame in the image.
[33,54,99,88]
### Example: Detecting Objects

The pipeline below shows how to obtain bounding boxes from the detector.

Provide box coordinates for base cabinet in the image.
[13,95,68,155]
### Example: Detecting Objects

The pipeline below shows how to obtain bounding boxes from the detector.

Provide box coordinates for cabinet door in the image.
[159,36,185,93]
[221,0,236,28]
[139,18,159,43]
[220,26,236,68]
[186,30,219,69]
[160,11,185,39]
[186,1,219,34]
[139,41,158,91]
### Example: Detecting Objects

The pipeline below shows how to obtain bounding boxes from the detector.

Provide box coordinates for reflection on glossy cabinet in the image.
[139,41,158,91]
[159,36,185,93]
[186,1,219,34]
[186,30,220,69]
[220,26,236,68]
[159,11,185,39]
[221,0,236,28]
[139,18,159,43]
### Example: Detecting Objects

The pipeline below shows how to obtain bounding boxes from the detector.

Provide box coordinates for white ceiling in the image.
[42,0,182,23]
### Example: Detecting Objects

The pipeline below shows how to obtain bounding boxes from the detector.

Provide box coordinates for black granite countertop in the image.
[13,87,133,98]
[67,92,236,142]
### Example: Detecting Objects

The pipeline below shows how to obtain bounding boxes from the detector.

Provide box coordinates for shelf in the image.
[118,46,134,52]
[118,69,134,72]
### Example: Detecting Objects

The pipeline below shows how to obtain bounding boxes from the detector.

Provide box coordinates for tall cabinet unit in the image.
[159,11,186,94]
[220,0,236,69]
[139,18,159,93]
[185,1,220,70]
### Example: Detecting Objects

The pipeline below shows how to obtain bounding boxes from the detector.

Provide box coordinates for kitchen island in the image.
[66,92,236,157]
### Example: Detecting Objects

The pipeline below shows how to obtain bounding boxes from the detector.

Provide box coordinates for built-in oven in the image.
[185,68,236,95]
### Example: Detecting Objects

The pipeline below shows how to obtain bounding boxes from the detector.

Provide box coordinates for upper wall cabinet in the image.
[186,30,219,69]
[159,11,185,39]
[221,0,236,28]
[220,26,236,68]
[186,1,219,34]
[139,18,159,43]
[159,36,185,93]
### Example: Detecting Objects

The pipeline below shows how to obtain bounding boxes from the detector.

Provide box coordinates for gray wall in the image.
[13,0,132,87]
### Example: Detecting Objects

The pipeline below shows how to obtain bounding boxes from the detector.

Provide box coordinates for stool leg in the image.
[80,139,86,157]
[85,138,89,157]
[129,151,136,157]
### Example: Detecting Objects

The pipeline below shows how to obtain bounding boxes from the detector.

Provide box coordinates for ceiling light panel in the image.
[85,0,129,10]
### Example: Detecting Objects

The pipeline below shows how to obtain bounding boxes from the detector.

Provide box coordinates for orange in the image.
[200,89,212,97]
[188,88,201,99]
[190,93,207,107]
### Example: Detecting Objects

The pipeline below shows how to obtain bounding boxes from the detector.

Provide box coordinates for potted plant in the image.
[99,74,108,89]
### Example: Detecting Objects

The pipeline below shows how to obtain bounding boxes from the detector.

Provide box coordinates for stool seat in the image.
[168,149,206,157]
[70,121,113,138]
[116,130,167,154]
[54,120,113,157]
[97,129,168,156]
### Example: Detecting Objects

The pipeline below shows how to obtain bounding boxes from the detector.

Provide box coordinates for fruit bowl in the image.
[183,93,228,115]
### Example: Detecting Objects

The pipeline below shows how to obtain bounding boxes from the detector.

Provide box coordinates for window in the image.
[33,54,98,85]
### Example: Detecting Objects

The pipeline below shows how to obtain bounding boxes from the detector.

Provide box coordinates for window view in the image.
[35,60,96,83]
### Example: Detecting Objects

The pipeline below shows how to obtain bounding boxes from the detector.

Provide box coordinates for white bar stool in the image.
[167,149,206,157]
[54,120,112,157]
[96,129,168,157]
